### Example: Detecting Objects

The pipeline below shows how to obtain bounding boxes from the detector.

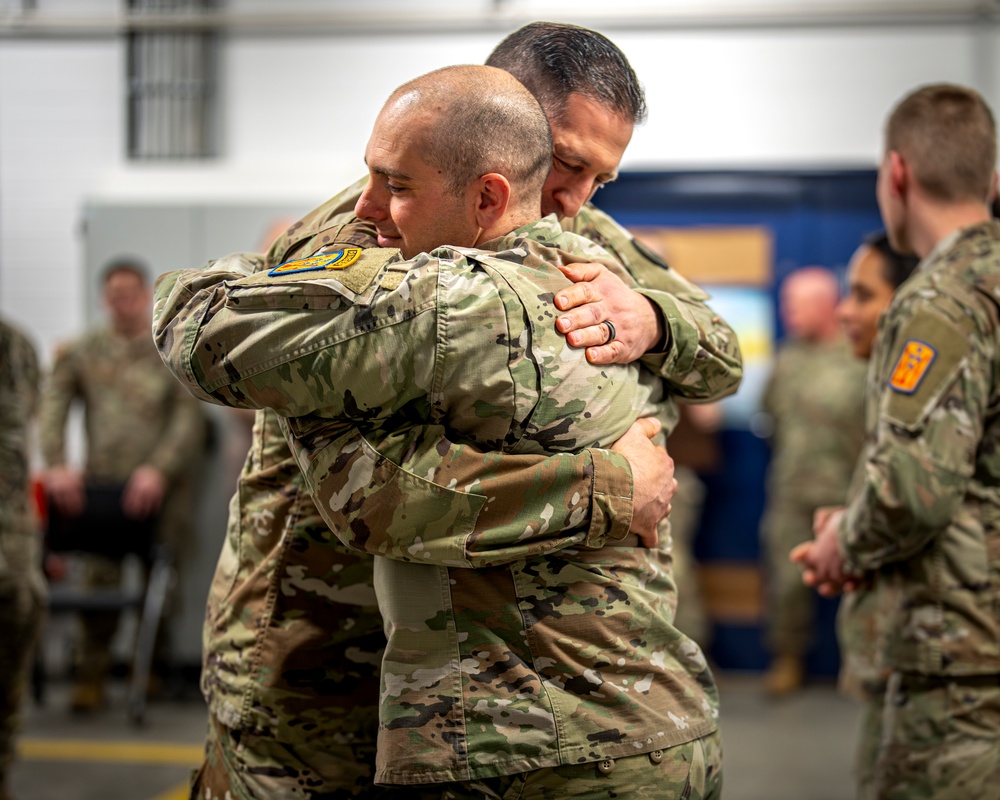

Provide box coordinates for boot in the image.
[763,654,804,697]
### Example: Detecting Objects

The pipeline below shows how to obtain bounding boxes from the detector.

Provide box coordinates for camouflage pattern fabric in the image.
[38,327,205,485]
[854,689,883,800]
[155,214,736,786]
[437,729,723,799]
[666,466,709,647]
[761,338,867,506]
[0,319,45,783]
[838,220,1000,675]
[193,714,437,800]
[836,578,894,702]
[863,672,1000,800]
[837,221,1000,796]
[201,407,384,751]
[760,338,866,655]
[561,203,742,399]
[266,183,743,401]
[177,220,637,796]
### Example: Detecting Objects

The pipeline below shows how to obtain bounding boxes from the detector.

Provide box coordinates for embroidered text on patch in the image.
[268,248,363,276]
[888,339,937,394]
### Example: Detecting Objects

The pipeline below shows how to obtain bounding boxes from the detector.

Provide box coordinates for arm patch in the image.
[883,310,970,430]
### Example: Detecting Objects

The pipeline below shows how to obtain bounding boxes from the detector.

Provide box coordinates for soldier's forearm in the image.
[285,420,633,567]
[637,289,743,401]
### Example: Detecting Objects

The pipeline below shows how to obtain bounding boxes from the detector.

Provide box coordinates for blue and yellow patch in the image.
[888,339,936,394]
[268,248,363,276]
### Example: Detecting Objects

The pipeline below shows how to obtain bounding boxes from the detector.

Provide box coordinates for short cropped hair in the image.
[486,21,646,127]
[864,231,919,289]
[886,83,997,203]
[388,66,553,207]
[101,258,149,287]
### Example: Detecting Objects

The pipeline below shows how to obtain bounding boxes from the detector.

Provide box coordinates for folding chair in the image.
[39,482,175,725]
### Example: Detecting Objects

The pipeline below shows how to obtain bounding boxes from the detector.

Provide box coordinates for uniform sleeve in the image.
[154,250,636,562]
[838,294,988,571]
[37,340,81,468]
[0,324,40,510]
[568,205,743,401]
[636,280,744,401]
[283,418,635,567]
[155,257,435,419]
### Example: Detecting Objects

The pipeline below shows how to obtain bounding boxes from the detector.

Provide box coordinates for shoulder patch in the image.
[882,308,970,430]
[888,340,936,394]
[268,247,363,276]
[230,247,401,298]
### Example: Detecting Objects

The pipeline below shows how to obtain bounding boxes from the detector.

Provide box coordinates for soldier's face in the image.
[355,106,480,260]
[838,245,895,360]
[541,93,633,219]
[103,270,150,331]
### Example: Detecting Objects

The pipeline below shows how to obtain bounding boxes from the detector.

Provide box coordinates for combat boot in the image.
[69,678,105,713]
[763,654,804,696]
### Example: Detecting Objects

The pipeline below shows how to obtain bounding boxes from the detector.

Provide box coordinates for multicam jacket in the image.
[0,319,40,540]
[267,180,743,402]
[838,220,1000,677]
[762,338,867,510]
[38,327,205,483]
[155,215,726,784]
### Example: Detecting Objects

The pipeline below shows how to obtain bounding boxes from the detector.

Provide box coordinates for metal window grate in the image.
[127,0,218,159]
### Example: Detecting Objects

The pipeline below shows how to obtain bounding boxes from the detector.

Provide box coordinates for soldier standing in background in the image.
[0,318,46,800]
[759,266,867,695]
[38,260,206,713]
[797,83,1000,799]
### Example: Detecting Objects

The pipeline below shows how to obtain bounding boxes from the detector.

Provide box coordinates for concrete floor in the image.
[9,672,861,800]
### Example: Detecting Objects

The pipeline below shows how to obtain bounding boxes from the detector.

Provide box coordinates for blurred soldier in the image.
[38,260,206,713]
[157,64,735,798]
[759,266,867,695]
[158,22,741,800]
[0,318,46,800]
[805,231,917,796]
[796,83,1000,799]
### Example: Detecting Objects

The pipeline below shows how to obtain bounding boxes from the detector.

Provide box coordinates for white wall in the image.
[0,8,996,362]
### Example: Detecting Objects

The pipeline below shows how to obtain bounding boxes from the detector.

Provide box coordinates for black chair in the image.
[39,483,174,725]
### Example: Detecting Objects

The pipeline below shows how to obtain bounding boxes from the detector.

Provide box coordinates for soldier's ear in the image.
[471,173,511,230]
[888,151,909,200]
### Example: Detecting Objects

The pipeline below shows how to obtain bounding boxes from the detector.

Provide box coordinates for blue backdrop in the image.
[594,169,883,674]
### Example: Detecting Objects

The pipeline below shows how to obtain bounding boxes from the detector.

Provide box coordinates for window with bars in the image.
[127,0,219,159]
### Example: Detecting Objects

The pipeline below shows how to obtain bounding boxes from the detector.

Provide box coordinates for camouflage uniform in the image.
[37,326,206,686]
[0,319,45,797]
[838,221,1000,799]
[155,211,739,796]
[760,338,866,657]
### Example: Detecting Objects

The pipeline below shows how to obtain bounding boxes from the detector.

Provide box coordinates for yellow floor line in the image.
[149,781,192,800]
[18,737,203,766]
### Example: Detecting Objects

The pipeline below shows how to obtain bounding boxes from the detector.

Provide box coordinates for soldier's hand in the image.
[610,417,675,547]
[554,262,666,365]
[790,513,858,597]
[44,466,86,517]
[122,465,167,520]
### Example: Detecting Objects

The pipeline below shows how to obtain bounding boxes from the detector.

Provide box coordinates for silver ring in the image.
[603,320,617,343]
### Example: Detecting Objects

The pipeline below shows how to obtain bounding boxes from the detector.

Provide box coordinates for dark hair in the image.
[863,231,919,289]
[886,83,997,203]
[486,21,646,127]
[101,258,149,287]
